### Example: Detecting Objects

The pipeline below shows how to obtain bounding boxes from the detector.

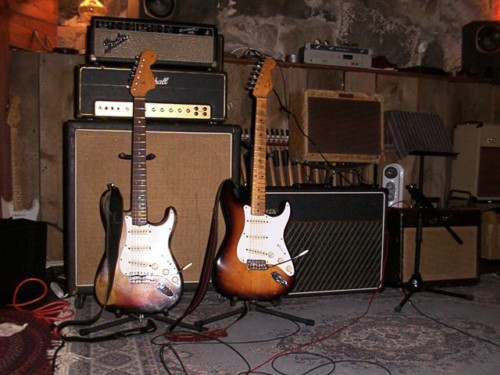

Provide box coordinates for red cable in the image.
[249,232,392,374]
[9,278,74,326]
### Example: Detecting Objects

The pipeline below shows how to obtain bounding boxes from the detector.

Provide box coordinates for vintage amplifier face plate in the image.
[76,65,226,121]
[87,16,220,70]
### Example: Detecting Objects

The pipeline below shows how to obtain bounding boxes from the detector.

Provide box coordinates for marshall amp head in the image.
[87,16,222,71]
[76,65,226,122]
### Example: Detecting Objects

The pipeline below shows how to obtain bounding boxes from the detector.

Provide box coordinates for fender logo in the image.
[102,33,130,53]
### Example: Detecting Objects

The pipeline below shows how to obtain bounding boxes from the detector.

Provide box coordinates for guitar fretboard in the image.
[131,97,148,225]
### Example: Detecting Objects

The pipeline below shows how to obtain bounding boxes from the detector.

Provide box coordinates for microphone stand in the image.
[394,184,474,313]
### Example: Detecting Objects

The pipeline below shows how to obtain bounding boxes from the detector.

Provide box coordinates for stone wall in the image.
[57,0,495,72]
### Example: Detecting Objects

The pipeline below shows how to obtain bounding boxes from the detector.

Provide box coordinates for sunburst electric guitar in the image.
[94,50,183,314]
[212,58,296,301]
[1,95,40,220]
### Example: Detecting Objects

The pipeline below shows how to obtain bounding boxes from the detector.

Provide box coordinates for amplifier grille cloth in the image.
[287,220,383,294]
[93,31,214,64]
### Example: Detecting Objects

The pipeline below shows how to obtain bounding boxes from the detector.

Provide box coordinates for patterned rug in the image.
[0,308,55,375]
[54,274,500,375]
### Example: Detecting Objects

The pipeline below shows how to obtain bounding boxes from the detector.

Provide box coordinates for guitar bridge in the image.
[247,259,268,270]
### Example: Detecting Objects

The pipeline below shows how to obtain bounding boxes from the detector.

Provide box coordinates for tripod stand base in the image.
[194,301,315,329]
[79,312,205,337]
[395,273,474,313]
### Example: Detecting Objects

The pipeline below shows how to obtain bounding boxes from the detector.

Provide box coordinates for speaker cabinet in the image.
[462,21,500,81]
[382,163,404,208]
[451,123,500,200]
[385,208,480,287]
[289,90,383,163]
[0,219,47,305]
[64,120,240,296]
[265,187,387,295]
[127,0,176,20]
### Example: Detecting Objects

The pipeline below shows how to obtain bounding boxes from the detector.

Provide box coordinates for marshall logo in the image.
[154,77,170,85]
[102,33,129,53]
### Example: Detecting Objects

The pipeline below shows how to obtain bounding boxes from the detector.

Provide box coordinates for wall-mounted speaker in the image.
[289,90,383,164]
[462,21,500,81]
[64,120,240,296]
[266,187,387,295]
[382,163,404,208]
[451,123,500,200]
[127,0,176,20]
[385,208,480,287]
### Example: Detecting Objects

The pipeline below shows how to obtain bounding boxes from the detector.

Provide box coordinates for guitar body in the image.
[1,197,39,221]
[93,50,183,314]
[212,179,295,301]
[94,207,182,314]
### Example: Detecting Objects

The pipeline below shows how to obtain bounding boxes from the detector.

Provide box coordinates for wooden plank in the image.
[8,0,57,52]
[345,71,376,94]
[39,52,85,261]
[493,85,500,124]
[376,74,419,112]
[8,50,40,214]
[8,0,57,23]
[9,12,57,51]
[449,81,493,124]
[0,3,11,202]
[306,67,343,90]
[224,62,254,130]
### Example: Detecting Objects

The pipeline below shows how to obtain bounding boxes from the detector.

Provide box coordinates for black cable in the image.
[409,298,500,348]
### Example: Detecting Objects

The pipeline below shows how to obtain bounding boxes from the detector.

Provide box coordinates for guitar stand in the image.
[79,311,205,337]
[394,183,474,313]
[193,300,315,329]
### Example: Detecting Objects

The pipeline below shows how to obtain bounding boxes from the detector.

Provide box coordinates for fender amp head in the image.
[87,16,222,71]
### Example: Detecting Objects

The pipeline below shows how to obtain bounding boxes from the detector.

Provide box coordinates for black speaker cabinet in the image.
[289,90,383,164]
[462,21,500,81]
[385,208,481,287]
[64,120,240,296]
[265,187,387,295]
[127,0,176,20]
[0,219,47,305]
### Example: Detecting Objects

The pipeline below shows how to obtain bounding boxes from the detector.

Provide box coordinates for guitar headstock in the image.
[129,50,157,98]
[6,95,21,129]
[249,57,277,99]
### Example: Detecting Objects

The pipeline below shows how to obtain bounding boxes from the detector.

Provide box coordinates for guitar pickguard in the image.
[236,203,294,277]
[118,209,181,302]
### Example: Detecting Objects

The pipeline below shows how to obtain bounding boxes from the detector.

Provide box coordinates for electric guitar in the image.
[212,58,296,301]
[94,50,183,314]
[1,95,40,220]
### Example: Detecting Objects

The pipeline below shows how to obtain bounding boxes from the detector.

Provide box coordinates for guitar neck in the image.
[131,97,148,225]
[9,128,25,212]
[250,97,268,216]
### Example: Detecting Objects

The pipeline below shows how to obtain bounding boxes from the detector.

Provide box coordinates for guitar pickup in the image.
[94,101,212,119]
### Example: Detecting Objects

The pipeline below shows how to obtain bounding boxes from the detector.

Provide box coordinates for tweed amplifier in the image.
[265,187,387,295]
[385,208,480,287]
[87,16,221,71]
[76,65,226,121]
[289,89,383,163]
